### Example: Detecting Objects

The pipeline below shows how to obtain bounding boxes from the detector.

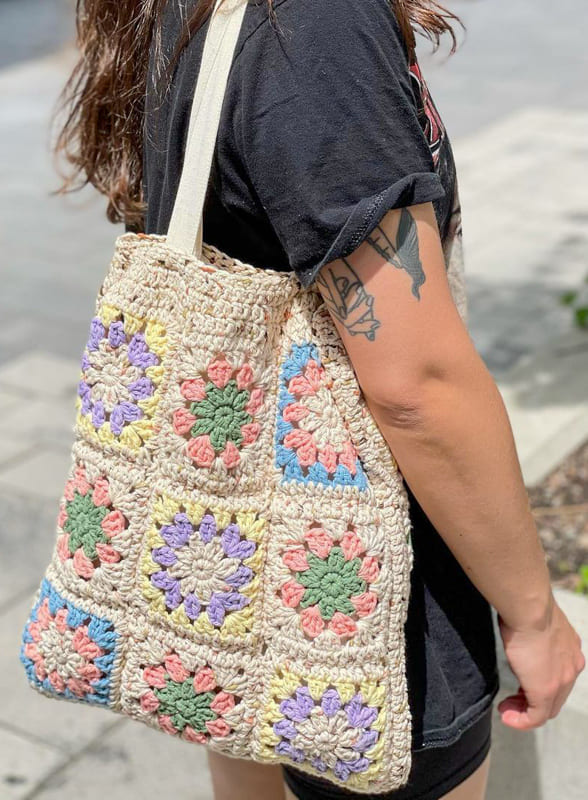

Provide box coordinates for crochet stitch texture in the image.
[19,207,467,793]
[18,0,470,787]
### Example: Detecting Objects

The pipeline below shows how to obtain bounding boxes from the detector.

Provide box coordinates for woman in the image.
[55,1,584,798]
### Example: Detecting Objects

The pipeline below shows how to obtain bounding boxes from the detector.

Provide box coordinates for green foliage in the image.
[560,273,588,329]
[575,564,588,595]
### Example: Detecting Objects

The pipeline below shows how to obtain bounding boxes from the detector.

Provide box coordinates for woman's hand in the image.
[497,596,586,729]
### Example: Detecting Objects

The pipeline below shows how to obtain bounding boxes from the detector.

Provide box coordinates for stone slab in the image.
[33,718,213,800]
[0,725,64,800]
[0,448,71,501]
[0,352,80,399]
[496,328,588,486]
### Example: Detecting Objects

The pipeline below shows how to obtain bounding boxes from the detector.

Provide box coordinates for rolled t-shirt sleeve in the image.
[233,0,446,287]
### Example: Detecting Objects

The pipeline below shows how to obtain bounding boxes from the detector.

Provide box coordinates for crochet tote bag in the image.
[17,0,429,792]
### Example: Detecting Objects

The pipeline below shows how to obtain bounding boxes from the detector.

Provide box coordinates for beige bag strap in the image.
[166,0,248,257]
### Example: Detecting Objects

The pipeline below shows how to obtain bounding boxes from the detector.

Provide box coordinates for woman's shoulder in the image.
[236,0,409,65]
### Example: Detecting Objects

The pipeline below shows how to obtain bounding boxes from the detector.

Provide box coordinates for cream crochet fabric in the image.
[18,0,468,793]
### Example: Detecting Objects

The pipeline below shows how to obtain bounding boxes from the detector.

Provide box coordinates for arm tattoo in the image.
[316,258,381,341]
[366,208,426,300]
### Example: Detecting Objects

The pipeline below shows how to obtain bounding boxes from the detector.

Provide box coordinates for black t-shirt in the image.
[139,0,499,750]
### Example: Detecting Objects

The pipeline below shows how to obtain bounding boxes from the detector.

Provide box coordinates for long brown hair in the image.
[53,0,464,230]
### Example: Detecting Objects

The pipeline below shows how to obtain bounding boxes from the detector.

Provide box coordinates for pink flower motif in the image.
[318,443,338,473]
[158,715,177,736]
[328,612,357,637]
[187,435,215,467]
[207,356,233,388]
[73,465,90,495]
[73,549,94,579]
[281,579,306,608]
[193,666,216,693]
[304,528,333,558]
[351,592,378,618]
[95,543,121,563]
[221,441,241,469]
[180,377,207,401]
[210,691,235,715]
[173,407,196,435]
[283,402,308,423]
[245,388,264,415]
[358,556,380,583]
[300,606,325,638]
[92,477,111,506]
[282,549,309,572]
[235,364,254,389]
[164,653,190,683]
[340,530,364,560]
[183,727,208,744]
[101,509,126,537]
[283,429,317,467]
[140,690,160,713]
[338,441,359,475]
[56,533,70,562]
[206,718,231,737]
[240,422,260,446]
[143,665,167,689]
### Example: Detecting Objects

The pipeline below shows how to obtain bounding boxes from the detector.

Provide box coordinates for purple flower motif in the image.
[184,593,201,620]
[321,688,341,718]
[121,401,143,422]
[352,730,379,752]
[150,573,182,610]
[345,694,378,729]
[128,377,154,400]
[164,582,182,610]
[150,571,176,591]
[207,595,226,627]
[108,321,126,348]
[151,546,177,567]
[273,684,379,780]
[280,687,314,722]
[276,741,305,763]
[127,333,159,369]
[199,513,216,543]
[147,509,258,630]
[160,516,193,548]
[109,405,125,436]
[221,524,256,560]
[81,352,90,371]
[273,719,297,740]
[217,592,249,612]
[88,318,105,351]
[225,566,253,588]
[91,399,106,429]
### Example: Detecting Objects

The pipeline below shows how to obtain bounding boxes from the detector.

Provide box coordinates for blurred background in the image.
[0,0,586,798]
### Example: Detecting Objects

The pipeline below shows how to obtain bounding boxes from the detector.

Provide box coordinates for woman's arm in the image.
[316,201,585,729]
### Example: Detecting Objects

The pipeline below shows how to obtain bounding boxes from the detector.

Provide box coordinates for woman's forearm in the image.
[367,355,554,632]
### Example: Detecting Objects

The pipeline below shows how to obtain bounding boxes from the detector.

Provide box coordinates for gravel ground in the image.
[528,438,588,591]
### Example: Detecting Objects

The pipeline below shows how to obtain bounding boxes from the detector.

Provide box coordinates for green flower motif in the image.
[64,491,109,560]
[154,678,217,733]
[191,379,252,451]
[296,547,367,620]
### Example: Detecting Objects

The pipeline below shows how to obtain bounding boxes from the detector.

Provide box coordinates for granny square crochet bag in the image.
[18,0,466,792]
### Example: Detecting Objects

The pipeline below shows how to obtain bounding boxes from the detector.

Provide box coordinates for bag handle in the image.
[166,0,248,257]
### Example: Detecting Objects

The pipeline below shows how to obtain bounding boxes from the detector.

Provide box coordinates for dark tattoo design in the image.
[366,208,426,300]
[316,258,381,341]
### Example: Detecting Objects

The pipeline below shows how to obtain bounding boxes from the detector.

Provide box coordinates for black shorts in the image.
[282,702,494,800]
